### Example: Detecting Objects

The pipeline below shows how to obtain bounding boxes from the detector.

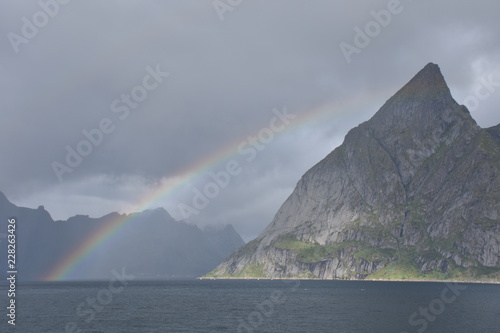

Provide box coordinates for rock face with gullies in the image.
[208,63,500,281]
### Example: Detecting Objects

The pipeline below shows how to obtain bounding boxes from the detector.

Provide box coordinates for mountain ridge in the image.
[207,63,500,281]
[0,192,244,280]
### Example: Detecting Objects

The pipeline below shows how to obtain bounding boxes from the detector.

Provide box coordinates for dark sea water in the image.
[1,279,499,333]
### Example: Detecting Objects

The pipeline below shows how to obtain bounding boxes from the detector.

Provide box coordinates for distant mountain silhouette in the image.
[0,192,244,280]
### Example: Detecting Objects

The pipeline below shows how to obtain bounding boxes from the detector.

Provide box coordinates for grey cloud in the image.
[1,0,499,240]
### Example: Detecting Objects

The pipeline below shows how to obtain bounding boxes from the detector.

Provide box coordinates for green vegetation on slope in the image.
[271,236,499,281]
[275,237,362,263]
[231,264,265,278]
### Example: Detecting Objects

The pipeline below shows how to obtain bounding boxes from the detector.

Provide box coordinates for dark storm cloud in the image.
[0,0,499,240]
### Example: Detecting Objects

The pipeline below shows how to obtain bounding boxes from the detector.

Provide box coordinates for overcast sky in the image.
[1,0,499,241]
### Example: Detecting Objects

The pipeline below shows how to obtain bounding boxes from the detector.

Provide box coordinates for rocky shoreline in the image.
[198,276,500,285]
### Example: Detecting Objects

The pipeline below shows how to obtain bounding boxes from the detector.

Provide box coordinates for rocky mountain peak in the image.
[368,63,467,132]
[383,62,452,106]
[347,63,480,188]
[0,191,9,204]
[0,191,16,212]
[207,63,500,282]
[402,62,449,93]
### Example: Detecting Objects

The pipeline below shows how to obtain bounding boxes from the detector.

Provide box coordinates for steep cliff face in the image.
[208,63,500,281]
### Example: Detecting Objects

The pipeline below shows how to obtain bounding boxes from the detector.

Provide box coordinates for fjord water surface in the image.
[2,280,498,332]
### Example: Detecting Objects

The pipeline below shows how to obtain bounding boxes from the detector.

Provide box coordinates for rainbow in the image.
[42,88,397,281]
[19,4,406,281]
